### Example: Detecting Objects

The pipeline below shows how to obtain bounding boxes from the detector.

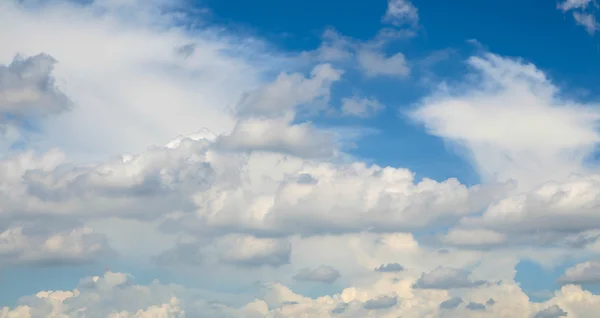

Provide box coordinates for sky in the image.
[3,0,600,317]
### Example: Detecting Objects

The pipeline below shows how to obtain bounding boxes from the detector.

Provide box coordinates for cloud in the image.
[573,12,600,34]
[0,0,276,159]
[0,127,510,265]
[235,64,342,119]
[357,48,410,78]
[293,265,341,284]
[374,263,405,272]
[217,115,338,158]
[0,53,70,120]
[447,175,600,248]
[217,236,292,267]
[440,297,463,309]
[307,26,414,79]
[465,301,486,311]
[311,28,354,62]
[157,235,292,268]
[4,1,600,316]
[413,267,488,289]
[558,260,600,284]
[341,96,385,118]
[0,225,112,267]
[382,0,419,27]
[441,228,507,247]
[155,241,205,266]
[217,64,343,158]
[534,305,568,318]
[363,295,398,310]
[4,265,600,317]
[557,0,599,35]
[410,53,600,191]
[558,0,593,11]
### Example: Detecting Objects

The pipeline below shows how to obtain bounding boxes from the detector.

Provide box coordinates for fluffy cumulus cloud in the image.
[558,261,600,284]
[6,269,600,317]
[0,226,111,267]
[410,53,600,251]
[4,0,600,317]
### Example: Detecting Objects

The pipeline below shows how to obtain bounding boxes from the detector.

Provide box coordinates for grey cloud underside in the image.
[413,267,490,289]
[439,297,463,309]
[363,295,398,310]
[533,305,568,318]
[465,301,486,311]
[0,53,71,120]
[293,265,341,284]
[558,260,600,285]
[374,262,405,272]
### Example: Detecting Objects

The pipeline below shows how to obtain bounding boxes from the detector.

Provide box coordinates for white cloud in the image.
[557,0,600,35]
[573,12,600,34]
[307,27,414,79]
[441,228,507,247]
[558,260,600,284]
[217,115,338,158]
[0,133,508,242]
[357,49,410,78]
[0,0,277,159]
[411,53,600,191]
[4,0,600,316]
[444,174,600,248]
[311,29,354,62]
[4,269,600,317]
[0,226,111,267]
[558,0,593,12]
[157,235,292,268]
[218,64,343,158]
[235,64,342,119]
[341,96,385,118]
[382,0,419,27]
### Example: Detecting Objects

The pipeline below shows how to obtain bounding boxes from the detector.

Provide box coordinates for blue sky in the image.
[2,0,600,316]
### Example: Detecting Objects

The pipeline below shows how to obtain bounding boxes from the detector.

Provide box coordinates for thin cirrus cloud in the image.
[557,0,600,34]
